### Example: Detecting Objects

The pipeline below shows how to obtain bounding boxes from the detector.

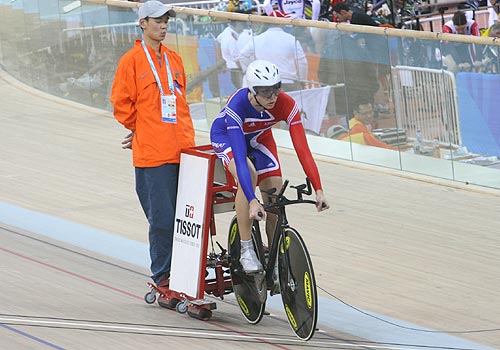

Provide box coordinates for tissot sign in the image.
[175,204,202,242]
[170,153,209,296]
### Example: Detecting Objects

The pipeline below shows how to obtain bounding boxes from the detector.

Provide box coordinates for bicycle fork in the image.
[266,222,296,295]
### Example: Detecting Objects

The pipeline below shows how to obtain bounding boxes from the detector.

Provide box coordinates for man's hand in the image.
[249,199,266,221]
[315,189,330,212]
[121,131,135,149]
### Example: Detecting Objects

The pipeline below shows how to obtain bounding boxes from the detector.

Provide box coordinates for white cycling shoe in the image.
[240,248,263,273]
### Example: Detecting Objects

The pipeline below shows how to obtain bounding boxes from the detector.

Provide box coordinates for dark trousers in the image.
[135,163,179,284]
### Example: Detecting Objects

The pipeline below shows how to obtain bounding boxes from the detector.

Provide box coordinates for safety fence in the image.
[392,65,461,146]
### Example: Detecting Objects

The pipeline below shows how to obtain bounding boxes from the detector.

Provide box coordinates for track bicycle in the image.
[227,178,320,340]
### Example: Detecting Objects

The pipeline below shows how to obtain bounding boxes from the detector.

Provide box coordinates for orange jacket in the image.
[340,117,396,150]
[111,40,195,167]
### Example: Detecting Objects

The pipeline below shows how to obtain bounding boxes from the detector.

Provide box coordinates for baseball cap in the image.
[138,1,176,21]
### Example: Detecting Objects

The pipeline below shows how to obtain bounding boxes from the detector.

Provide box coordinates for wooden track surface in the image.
[1,69,500,349]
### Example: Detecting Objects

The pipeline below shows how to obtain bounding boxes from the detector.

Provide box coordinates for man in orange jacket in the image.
[339,98,396,150]
[110,1,195,290]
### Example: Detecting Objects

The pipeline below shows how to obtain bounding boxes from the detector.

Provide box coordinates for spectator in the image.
[331,1,379,25]
[227,0,253,13]
[110,1,195,291]
[235,26,253,73]
[263,0,321,20]
[486,0,499,28]
[481,19,500,38]
[479,21,500,73]
[217,21,246,89]
[327,2,390,115]
[237,10,308,91]
[339,96,397,150]
[441,10,481,72]
[442,10,480,36]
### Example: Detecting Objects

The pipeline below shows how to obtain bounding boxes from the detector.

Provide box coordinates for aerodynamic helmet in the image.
[245,60,281,95]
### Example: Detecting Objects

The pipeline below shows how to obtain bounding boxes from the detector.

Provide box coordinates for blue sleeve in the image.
[225,106,257,203]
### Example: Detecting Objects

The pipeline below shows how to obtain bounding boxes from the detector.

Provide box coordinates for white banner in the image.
[287,86,331,135]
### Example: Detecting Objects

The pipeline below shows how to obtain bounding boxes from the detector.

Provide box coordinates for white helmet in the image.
[327,124,348,139]
[246,60,281,95]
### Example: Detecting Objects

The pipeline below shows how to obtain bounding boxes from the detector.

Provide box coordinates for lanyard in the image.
[141,40,175,95]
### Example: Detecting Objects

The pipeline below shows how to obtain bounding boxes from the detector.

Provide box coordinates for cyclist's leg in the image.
[227,159,263,272]
[258,175,282,246]
[251,131,283,247]
[227,158,257,242]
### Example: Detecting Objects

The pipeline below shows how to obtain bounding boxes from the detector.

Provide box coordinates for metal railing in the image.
[392,65,461,146]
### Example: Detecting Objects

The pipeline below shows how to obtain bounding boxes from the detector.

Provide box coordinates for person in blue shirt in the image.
[210,60,329,272]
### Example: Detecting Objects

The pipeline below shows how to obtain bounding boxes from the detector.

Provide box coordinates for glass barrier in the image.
[1,1,499,190]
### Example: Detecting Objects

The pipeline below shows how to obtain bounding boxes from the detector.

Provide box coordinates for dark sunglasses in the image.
[254,82,282,98]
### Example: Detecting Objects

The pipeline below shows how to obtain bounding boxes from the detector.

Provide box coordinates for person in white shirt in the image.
[263,0,320,20]
[487,0,498,27]
[237,11,308,91]
[217,21,246,89]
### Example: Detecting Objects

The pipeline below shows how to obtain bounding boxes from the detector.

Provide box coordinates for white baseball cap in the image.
[138,1,176,21]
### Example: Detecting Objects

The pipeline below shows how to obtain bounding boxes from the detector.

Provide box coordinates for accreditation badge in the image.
[161,94,177,124]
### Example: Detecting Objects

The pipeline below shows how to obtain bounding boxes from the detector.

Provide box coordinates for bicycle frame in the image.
[228,177,320,339]
[254,178,317,288]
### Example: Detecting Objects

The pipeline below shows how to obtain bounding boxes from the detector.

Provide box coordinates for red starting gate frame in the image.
[145,145,237,320]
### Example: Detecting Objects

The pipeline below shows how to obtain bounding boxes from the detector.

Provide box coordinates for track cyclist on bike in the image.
[210,59,330,274]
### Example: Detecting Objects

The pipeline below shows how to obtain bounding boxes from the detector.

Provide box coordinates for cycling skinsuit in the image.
[210,88,322,203]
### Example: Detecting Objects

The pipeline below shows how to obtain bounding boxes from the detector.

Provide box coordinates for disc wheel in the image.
[228,216,266,324]
[278,227,318,340]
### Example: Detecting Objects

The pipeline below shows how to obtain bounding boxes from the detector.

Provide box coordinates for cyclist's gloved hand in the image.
[249,198,266,221]
[315,189,330,212]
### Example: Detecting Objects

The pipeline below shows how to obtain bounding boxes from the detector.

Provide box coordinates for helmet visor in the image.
[253,82,282,99]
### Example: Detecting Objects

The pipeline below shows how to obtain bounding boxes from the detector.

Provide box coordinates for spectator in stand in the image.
[478,22,500,73]
[217,21,246,89]
[235,25,253,73]
[264,0,318,54]
[486,0,499,28]
[442,10,480,36]
[481,19,500,38]
[331,1,391,95]
[320,2,388,118]
[339,96,396,150]
[441,10,481,72]
[237,10,308,92]
[263,0,321,20]
[331,1,379,25]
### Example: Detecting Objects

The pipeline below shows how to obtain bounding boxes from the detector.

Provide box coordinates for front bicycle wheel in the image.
[278,227,318,340]
[228,216,266,324]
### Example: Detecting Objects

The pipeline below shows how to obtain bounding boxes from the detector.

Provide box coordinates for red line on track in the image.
[0,246,291,349]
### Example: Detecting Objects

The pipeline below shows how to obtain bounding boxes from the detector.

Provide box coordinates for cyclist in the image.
[210,59,329,273]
